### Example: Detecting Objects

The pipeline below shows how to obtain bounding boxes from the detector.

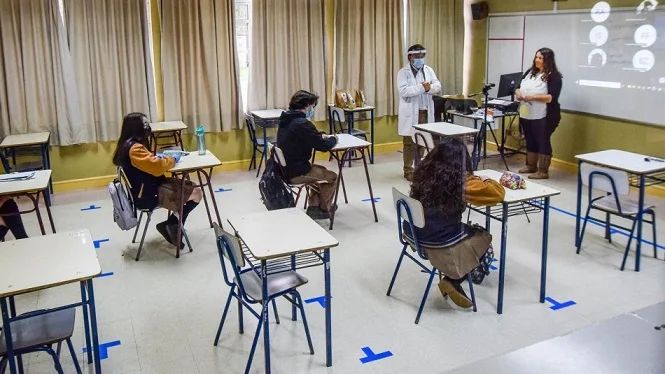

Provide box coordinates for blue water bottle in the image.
[196,125,206,155]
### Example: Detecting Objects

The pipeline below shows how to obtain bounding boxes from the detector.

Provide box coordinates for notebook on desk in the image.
[0,171,36,182]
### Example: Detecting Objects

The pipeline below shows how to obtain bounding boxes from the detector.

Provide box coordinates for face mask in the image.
[413,58,425,69]
[306,107,315,119]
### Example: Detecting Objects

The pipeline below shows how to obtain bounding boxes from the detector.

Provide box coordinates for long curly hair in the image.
[409,137,472,217]
[529,47,562,82]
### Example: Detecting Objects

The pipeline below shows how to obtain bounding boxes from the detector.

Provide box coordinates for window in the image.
[235,0,251,110]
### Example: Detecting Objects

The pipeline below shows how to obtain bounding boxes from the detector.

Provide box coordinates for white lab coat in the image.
[396,64,441,136]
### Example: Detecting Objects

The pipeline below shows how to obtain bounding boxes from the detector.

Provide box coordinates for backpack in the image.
[109,178,138,230]
[258,153,295,211]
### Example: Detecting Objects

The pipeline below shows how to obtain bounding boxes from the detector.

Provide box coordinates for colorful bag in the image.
[334,90,349,108]
[499,171,526,190]
[355,90,366,107]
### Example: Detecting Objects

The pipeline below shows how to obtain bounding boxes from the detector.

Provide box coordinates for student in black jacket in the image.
[276,90,338,219]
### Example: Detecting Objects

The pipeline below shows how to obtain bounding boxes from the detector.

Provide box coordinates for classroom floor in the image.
[11,151,665,374]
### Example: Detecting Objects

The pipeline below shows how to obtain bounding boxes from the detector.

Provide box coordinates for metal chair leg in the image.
[386,245,407,296]
[214,290,235,346]
[256,147,266,177]
[621,218,639,271]
[467,274,478,313]
[244,305,266,374]
[414,268,437,324]
[294,292,315,354]
[248,145,257,171]
[132,211,145,243]
[182,227,194,252]
[650,210,658,259]
[576,205,593,254]
[272,299,280,324]
[605,212,612,243]
[238,299,244,334]
[135,211,153,261]
[66,338,83,374]
[43,347,64,374]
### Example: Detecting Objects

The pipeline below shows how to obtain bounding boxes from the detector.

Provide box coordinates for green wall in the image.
[470,0,665,163]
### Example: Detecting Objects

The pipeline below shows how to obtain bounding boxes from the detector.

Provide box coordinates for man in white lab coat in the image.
[397,44,441,181]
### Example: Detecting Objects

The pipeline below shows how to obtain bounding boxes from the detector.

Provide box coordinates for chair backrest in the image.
[331,108,345,133]
[392,187,425,228]
[412,130,435,153]
[272,145,287,167]
[213,222,247,288]
[580,162,630,196]
[246,115,258,144]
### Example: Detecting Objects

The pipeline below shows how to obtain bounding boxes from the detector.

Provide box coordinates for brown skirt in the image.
[157,178,195,213]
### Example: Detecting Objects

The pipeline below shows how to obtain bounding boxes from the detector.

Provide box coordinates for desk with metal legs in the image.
[228,208,339,373]
[468,170,560,314]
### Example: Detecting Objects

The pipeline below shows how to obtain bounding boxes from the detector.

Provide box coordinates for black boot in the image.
[0,199,27,239]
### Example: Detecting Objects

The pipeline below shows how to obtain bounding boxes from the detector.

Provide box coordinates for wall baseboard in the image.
[53,141,405,193]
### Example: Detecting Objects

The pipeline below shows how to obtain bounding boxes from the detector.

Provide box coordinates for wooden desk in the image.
[445,304,665,374]
[149,121,188,153]
[168,151,223,257]
[413,122,480,167]
[250,109,285,165]
[0,230,103,374]
[0,170,55,235]
[447,110,520,170]
[0,132,52,204]
[326,134,378,230]
[328,105,376,163]
[574,150,665,271]
[470,169,560,314]
[227,208,339,372]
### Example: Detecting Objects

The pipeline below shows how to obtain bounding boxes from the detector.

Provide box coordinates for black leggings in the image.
[0,199,28,240]
[521,117,552,156]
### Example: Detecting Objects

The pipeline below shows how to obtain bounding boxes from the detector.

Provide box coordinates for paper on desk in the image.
[0,171,36,182]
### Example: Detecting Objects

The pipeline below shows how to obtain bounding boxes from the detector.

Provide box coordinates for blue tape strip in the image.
[359,346,393,364]
[98,272,114,278]
[81,205,101,211]
[304,296,331,308]
[545,296,576,311]
[362,197,381,203]
[83,340,120,360]
[215,188,233,193]
[93,239,109,249]
[489,258,498,271]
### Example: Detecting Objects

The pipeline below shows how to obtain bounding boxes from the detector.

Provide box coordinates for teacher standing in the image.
[515,47,562,180]
[397,44,441,181]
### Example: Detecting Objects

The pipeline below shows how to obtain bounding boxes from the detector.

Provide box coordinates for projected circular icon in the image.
[634,25,657,47]
[590,25,609,46]
[633,50,655,71]
[660,77,665,84]
[591,1,611,22]
[588,49,608,67]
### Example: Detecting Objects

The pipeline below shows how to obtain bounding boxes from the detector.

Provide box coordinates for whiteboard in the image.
[487,8,665,127]
[486,40,523,98]
[488,16,524,39]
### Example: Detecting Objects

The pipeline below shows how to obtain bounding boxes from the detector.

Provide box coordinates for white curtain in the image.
[65,0,156,142]
[247,0,327,120]
[0,0,83,145]
[333,0,404,117]
[160,0,243,131]
[408,0,464,94]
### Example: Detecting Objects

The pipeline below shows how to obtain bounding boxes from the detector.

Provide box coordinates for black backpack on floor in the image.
[258,152,295,211]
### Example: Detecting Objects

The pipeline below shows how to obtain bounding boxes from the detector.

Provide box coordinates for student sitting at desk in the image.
[277,90,338,220]
[404,138,505,308]
[112,112,202,248]
[0,197,28,241]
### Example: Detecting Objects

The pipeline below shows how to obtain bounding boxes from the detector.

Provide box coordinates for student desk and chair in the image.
[0,170,55,236]
[226,208,339,373]
[0,230,103,374]
[0,132,53,205]
[327,105,376,163]
[149,121,188,153]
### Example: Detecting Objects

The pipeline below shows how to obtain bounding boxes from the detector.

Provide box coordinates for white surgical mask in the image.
[413,58,425,69]
[306,107,315,119]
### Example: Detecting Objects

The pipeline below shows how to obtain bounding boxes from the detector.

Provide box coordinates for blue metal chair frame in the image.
[212,224,314,374]
[577,170,658,271]
[387,197,477,324]
[246,116,274,177]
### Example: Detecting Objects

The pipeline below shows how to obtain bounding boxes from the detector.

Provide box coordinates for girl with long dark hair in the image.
[515,47,563,179]
[405,138,505,308]
[112,113,202,248]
